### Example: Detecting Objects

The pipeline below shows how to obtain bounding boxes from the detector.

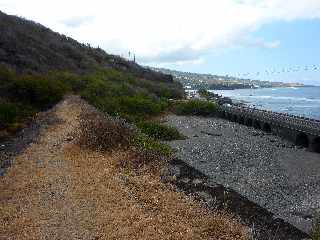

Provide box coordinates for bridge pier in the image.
[238,116,245,125]
[296,132,309,148]
[245,118,253,127]
[310,136,320,153]
[232,115,238,122]
[253,120,261,130]
[262,122,272,133]
[219,106,320,154]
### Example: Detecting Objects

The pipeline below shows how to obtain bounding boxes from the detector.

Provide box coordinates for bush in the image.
[8,75,67,109]
[0,65,184,140]
[198,88,214,100]
[78,108,134,152]
[118,95,167,119]
[313,224,320,240]
[0,103,17,128]
[174,100,217,116]
[133,133,173,157]
[137,121,185,141]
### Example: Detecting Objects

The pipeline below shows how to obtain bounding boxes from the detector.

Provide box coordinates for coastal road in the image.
[164,115,320,234]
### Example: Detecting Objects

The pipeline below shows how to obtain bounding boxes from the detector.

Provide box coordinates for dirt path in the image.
[0,96,248,240]
[0,96,93,239]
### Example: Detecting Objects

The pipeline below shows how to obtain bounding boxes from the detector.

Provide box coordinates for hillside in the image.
[0,11,173,83]
[0,10,185,138]
[153,67,305,90]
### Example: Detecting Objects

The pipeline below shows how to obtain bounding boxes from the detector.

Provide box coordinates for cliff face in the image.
[0,11,173,83]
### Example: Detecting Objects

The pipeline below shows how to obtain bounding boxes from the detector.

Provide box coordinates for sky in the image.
[1,0,320,85]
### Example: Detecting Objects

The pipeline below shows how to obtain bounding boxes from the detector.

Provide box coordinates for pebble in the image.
[164,115,320,234]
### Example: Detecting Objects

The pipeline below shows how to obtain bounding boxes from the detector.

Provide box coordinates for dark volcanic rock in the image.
[165,115,320,235]
[167,159,310,240]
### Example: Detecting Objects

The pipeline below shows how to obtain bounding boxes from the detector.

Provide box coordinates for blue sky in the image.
[166,19,320,85]
[1,0,320,85]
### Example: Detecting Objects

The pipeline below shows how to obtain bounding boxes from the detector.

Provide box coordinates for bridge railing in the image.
[220,105,320,135]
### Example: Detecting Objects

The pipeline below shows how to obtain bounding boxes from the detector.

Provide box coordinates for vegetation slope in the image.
[0,10,186,139]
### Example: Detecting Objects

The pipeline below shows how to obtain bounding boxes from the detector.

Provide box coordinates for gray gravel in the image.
[164,115,320,234]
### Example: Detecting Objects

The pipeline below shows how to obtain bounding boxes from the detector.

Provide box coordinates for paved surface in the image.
[164,115,320,234]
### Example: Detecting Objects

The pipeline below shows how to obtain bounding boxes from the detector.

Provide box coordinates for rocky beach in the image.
[164,114,320,234]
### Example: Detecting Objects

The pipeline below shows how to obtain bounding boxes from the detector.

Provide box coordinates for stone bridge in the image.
[219,105,320,153]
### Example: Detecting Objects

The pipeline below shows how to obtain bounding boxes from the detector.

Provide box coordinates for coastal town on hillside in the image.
[153,67,306,90]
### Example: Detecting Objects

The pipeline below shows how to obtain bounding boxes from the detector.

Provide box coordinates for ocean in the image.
[211,86,320,120]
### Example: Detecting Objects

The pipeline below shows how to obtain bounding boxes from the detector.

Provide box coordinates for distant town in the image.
[152,68,306,90]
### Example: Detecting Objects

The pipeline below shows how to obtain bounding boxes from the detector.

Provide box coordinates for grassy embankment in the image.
[0,65,181,141]
[0,65,218,150]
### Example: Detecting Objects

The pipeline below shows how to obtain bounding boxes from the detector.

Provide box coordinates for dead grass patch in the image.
[78,106,134,152]
[64,145,249,240]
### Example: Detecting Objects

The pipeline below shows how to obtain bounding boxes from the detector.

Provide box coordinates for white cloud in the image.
[1,0,320,64]
[240,37,281,49]
[61,16,94,28]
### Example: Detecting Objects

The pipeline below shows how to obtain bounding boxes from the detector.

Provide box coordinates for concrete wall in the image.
[220,109,320,153]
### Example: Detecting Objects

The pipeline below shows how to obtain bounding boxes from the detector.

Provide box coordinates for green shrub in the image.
[8,75,67,109]
[0,103,18,128]
[313,224,320,240]
[174,100,217,116]
[198,88,215,100]
[133,133,173,157]
[137,121,185,141]
[119,95,167,118]
[0,64,184,143]
[0,65,15,84]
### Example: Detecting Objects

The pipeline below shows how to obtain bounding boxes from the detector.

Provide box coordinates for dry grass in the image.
[78,106,134,152]
[63,145,249,240]
[0,96,249,240]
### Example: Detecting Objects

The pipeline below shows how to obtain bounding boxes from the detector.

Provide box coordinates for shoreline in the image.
[205,86,320,120]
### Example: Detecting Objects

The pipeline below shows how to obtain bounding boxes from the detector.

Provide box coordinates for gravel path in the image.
[164,115,320,234]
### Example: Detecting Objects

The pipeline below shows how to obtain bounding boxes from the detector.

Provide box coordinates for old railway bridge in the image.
[219,105,320,153]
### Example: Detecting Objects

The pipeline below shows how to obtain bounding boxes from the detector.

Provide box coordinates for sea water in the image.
[212,86,320,120]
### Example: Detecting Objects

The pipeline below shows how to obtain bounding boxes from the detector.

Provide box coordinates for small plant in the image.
[8,75,67,109]
[133,133,173,157]
[78,108,134,152]
[198,89,210,99]
[137,121,185,141]
[118,95,167,119]
[173,99,217,116]
[313,223,320,240]
[0,103,17,128]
